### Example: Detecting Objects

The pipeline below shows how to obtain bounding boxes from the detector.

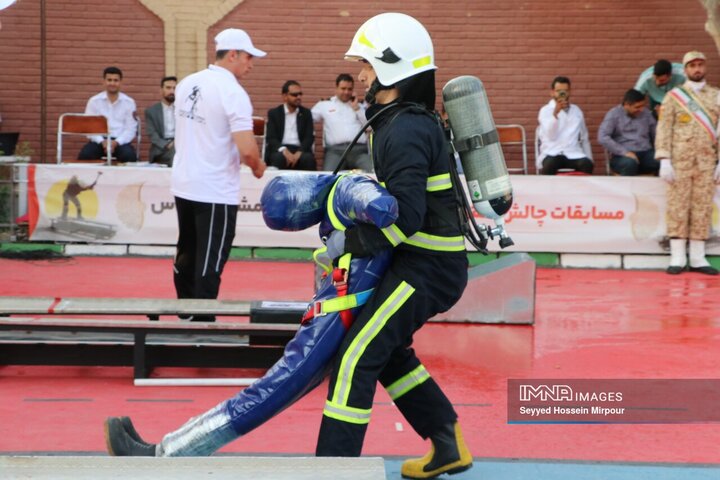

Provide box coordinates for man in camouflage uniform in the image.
[656,51,720,275]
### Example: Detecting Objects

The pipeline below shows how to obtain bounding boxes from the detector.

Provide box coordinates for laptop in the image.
[0,132,20,155]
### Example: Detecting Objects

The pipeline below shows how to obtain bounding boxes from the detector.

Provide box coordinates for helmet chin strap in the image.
[365,78,394,104]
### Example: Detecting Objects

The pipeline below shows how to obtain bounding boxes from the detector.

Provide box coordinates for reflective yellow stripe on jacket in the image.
[381,173,463,252]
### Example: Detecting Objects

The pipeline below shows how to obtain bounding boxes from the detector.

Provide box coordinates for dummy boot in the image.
[688,240,719,275]
[119,416,153,447]
[666,238,687,275]
[401,422,472,479]
[105,416,157,456]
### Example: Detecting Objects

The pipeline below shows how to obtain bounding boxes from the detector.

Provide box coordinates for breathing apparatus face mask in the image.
[365,77,395,105]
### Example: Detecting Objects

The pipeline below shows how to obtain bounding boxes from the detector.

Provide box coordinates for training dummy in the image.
[103,171,397,456]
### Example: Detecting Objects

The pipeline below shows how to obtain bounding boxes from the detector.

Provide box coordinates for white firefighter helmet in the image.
[345,12,436,87]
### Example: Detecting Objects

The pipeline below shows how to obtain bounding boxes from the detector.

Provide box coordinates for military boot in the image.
[105,416,156,456]
[401,422,472,479]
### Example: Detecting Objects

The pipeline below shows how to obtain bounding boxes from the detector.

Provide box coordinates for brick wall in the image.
[0,0,716,172]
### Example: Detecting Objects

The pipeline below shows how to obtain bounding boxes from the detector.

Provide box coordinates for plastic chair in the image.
[604,149,615,175]
[496,124,528,174]
[57,113,111,164]
[534,125,589,175]
[253,116,266,161]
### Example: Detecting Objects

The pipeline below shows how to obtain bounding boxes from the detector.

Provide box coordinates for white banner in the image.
[27,165,319,248]
[499,175,720,254]
[27,165,720,254]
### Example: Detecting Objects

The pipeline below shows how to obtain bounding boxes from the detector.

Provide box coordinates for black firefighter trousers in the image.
[316,251,468,456]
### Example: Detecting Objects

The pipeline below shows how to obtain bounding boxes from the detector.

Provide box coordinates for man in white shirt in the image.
[78,66,138,163]
[265,80,316,170]
[537,76,593,175]
[145,76,177,166]
[170,28,267,321]
[311,73,372,172]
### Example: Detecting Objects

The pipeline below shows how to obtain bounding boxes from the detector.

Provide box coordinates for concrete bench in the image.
[0,296,253,320]
[0,456,387,480]
[0,316,298,379]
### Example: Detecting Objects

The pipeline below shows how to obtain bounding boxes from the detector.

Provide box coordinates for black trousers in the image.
[267,145,316,171]
[173,196,237,321]
[78,141,137,163]
[316,251,468,456]
[541,155,593,175]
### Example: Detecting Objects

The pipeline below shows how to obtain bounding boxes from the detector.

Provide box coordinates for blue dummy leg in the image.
[156,252,391,457]
[157,314,347,456]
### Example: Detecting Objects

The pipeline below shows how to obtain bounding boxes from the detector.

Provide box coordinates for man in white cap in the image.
[170,28,267,321]
[656,50,720,275]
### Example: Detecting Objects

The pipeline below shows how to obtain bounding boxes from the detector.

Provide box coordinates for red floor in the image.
[1,256,719,463]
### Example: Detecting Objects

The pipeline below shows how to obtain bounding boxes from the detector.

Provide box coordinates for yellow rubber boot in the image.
[401,422,473,479]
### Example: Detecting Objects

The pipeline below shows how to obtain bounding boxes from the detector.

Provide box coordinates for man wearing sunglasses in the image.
[265,80,316,170]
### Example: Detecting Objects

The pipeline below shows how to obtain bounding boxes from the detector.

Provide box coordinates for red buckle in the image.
[302,268,353,328]
[332,267,353,329]
[332,267,348,286]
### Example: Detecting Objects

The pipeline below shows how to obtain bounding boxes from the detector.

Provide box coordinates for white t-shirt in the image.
[311,96,367,145]
[171,64,253,205]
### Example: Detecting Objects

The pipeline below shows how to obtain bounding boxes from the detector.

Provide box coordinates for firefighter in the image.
[314,13,473,479]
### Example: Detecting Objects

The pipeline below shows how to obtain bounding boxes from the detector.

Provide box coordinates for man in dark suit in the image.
[145,76,177,166]
[265,80,316,170]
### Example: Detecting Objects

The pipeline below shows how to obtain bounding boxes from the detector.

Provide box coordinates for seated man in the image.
[78,66,138,163]
[537,76,593,175]
[265,80,316,171]
[598,89,658,176]
[634,59,685,117]
[311,73,372,172]
[145,76,177,166]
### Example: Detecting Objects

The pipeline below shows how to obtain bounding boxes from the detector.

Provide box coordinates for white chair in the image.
[253,116,266,161]
[534,126,590,175]
[496,124,528,175]
[57,113,142,164]
[57,113,111,164]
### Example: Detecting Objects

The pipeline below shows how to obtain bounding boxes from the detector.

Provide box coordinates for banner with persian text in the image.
[26,165,720,254]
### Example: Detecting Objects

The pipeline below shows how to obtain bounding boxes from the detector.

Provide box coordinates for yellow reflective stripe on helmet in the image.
[331,281,415,407]
[426,173,452,192]
[326,175,349,232]
[358,31,376,50]
[405,232,465,252]
[412,55,432,69]
[385,364,431,401]
[323,400,372,425]
[381,223,407,246]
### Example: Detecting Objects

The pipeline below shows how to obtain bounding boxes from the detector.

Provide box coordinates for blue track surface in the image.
[383,458,720,480]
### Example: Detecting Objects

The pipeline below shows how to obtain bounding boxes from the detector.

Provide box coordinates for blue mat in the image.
[383,458,720,480]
